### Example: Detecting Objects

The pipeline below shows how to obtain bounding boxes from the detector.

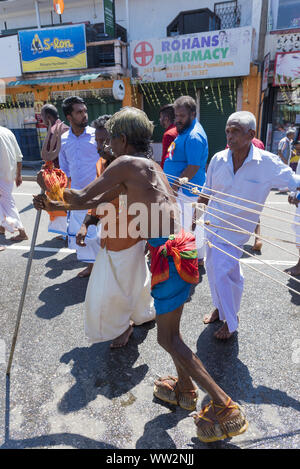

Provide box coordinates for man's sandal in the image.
[192,398,248,443]
[153,376,198,411]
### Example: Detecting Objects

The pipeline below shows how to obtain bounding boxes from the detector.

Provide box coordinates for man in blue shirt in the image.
[164,96,208,262]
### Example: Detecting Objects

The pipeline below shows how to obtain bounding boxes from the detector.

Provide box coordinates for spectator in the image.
[163,95,208,263]
[0,125,28,242]
[59,96,100,278]
[159,104,178,169]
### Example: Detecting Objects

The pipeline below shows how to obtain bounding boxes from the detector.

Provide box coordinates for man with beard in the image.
[163,96,208,264]
[59,96,100,277]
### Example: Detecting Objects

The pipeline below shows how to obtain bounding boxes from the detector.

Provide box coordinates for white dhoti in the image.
[0,178,24,233]
[177,188,205,259]
[205,240,244,333]
[67,210,100,263]
[48,215,68,237]
[84,240,155,343]
[292,204,300,248]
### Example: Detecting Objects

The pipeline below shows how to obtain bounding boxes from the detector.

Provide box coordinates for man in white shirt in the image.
[59,97,100,278]
[0,125,28,243]
[194,112,300,339]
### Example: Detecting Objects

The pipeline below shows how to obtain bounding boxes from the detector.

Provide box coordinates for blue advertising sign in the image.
[18,24,87,73]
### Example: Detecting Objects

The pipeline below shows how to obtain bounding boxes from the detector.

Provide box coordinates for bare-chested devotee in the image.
[33,107,248,443]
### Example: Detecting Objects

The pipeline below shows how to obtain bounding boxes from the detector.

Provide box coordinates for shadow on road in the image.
[287,276,300,306]
[57,322,155,414]
[196,325,300,412]
[36,275,88,319]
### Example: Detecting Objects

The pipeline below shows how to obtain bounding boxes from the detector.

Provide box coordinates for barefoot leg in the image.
[10,229,28,242]
[214,322,234,340]
[203,308,219,324]
[284,256,300,276]
[110,323,134,348]
[77,264,93,278]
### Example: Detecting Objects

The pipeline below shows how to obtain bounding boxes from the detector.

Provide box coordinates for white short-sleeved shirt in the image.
[202,144,300,246]
[0,126,23,182]
[59,126,99,190]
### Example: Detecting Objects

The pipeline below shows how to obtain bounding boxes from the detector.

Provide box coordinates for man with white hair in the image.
[194,111,300,339]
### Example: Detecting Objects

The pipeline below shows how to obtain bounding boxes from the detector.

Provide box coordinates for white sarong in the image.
[205,240,244,333]
[177,188,205,259]
[48,215,68,237]
[67,210,100,263]
[0,178,24,232]
[85,240,155,343]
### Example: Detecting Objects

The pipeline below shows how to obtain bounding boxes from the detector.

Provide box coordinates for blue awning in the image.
[7,73,101,87]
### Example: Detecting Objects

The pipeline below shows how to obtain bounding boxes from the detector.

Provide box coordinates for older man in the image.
[159,104,178,169]
[164,96,208,263]
[196,111,300,340]
[0,125,28,242]
[34,106,249,444]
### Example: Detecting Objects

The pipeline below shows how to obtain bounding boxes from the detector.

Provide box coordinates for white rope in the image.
[198,219,300,288]
[206,240,300,298]
[152,167,300,219]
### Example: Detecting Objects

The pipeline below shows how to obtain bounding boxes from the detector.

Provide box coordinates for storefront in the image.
[130,26,261,162]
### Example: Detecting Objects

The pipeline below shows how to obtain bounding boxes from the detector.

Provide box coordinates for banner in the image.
[131,27,253,83]
[53,0,64,15]
[18,24,87,73]
[274,51,300,86]
[104,0,115,38]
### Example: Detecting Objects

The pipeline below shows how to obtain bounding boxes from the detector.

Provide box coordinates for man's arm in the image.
[33,183,124,212]
[15,162,22,187]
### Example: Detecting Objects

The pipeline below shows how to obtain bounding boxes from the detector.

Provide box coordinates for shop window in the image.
[167,9,220,37]
[268,0,300,31]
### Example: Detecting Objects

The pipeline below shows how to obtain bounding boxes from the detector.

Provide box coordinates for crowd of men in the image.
[1,94,300,443]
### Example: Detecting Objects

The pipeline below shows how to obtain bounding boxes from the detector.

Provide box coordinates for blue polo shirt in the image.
[163,118,208,196]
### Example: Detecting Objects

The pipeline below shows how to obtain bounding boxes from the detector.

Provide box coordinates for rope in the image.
[198,220,300,288]
[206,240,300,298]
[151,167,300,219]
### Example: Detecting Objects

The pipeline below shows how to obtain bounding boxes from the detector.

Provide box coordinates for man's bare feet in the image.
[77,265,93,278]
[214,322,234,340]
[284,263,300,276]
[110,323,134,348]
[203,308,219,324]
[0,246,5,252]
[251,239,262,252]
[10,230,28,242]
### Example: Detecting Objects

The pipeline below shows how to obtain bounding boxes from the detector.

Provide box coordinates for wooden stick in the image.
[6,195,43,376]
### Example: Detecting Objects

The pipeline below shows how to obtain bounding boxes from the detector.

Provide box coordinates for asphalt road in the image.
[0,180,299,450]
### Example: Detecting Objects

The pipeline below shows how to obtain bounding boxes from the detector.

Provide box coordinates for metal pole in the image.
[6,200,43,376]
[35,0,41,29]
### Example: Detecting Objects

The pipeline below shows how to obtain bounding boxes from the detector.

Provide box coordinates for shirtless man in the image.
[33,107,248,444]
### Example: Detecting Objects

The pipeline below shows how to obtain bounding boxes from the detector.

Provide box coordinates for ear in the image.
[248,129,256,140]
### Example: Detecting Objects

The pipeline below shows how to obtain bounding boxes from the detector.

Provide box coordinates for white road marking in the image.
[1,245,295,265]
[3,245,75,254]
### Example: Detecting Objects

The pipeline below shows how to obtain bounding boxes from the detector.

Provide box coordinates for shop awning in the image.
[7,73,102,87]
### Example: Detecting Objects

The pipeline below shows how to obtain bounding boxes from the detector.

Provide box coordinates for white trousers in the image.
[205,240,244,333]
[67,210,100,263]
[293,204,300,248]
[0,178,24,233]
[85,241,154,343]
[177,189,205,259]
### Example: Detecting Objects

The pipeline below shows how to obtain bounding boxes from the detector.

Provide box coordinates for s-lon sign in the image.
[131,27,252,83]
[18,24,87,73]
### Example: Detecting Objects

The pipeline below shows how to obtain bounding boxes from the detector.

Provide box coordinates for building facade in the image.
[0,0,267,163]
[261,0,300,154]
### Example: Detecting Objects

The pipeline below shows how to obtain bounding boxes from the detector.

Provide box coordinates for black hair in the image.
[159,104,175,123]
[91,114,112,130]
[173,95,196,114]
[62,96,85,118]
[41,104,59,120]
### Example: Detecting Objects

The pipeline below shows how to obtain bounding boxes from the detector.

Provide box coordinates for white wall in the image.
[0,35,21,78]
[0,0,263,59]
